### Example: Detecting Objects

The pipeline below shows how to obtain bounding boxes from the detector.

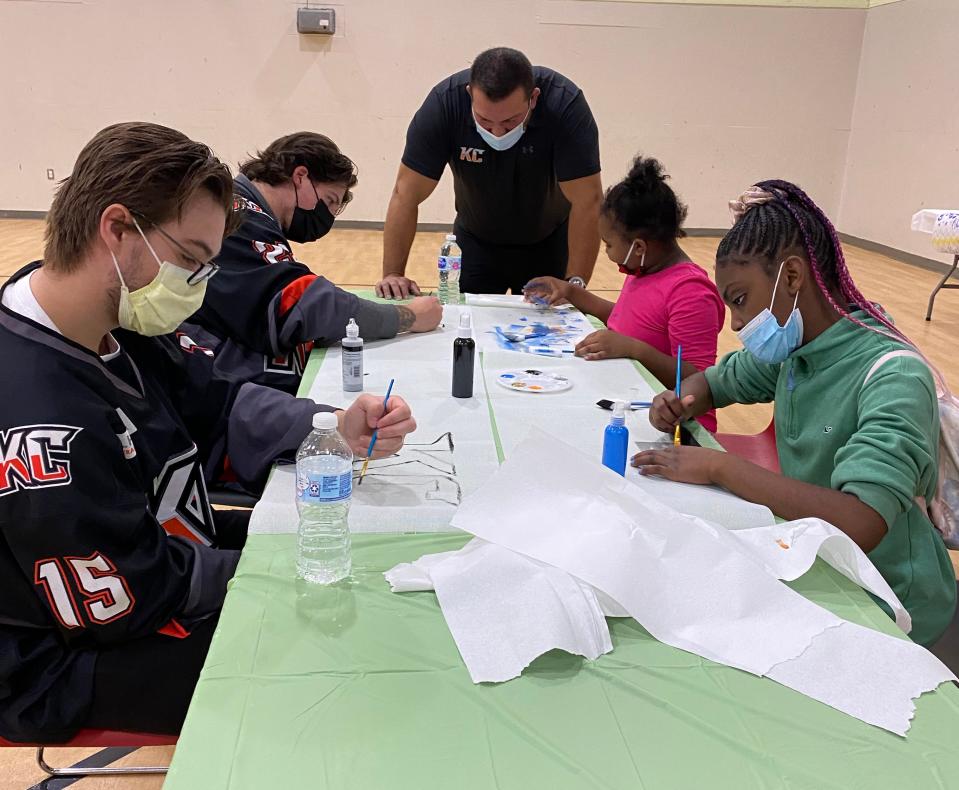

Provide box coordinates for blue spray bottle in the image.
[601,400,629,476]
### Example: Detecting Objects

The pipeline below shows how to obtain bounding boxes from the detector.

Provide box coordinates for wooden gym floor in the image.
[1,219,958,787]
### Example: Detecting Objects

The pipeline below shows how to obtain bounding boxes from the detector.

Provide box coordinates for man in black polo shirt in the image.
[375,47,603,298]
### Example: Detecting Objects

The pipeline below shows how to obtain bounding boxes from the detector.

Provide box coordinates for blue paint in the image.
[602,404,629,476]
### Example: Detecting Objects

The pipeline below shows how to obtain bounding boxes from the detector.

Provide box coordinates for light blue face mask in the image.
[473,104,530,152]
[737,261,804,364]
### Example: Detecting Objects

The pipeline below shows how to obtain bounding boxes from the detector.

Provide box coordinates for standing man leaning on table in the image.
[376,47,604,299]
[0,122,417,742]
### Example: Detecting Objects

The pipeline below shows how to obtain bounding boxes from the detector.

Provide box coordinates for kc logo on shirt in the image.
[459,147,485,164]
[0,424,82,497]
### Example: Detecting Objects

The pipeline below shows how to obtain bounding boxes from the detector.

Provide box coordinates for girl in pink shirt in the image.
[525,156,725,431]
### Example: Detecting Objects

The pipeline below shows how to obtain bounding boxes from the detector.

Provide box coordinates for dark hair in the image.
[239,132,358,195]
[717,179,907,343]
[469,47,535,101]
[601,156,688,241]
[44,122,237,273]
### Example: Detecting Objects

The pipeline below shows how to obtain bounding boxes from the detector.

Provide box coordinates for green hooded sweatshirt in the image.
[705,311,955,646]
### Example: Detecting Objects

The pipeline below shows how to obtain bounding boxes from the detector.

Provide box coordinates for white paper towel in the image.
[733,519,911,633]
[388,429,955,734]
[429,539,612,683]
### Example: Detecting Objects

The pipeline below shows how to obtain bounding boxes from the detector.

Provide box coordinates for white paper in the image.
[627,469,775,531]
[428,539,612,683]
[451,429,841,676]
[435,428,956,734]
[465,293,573,311]
[767,621,953,736]
[250,305,662,534]
[732,518,911,633]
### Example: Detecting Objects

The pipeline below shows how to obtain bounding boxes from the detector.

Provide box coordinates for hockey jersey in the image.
[188,175,400,394]
[0,264,327,742]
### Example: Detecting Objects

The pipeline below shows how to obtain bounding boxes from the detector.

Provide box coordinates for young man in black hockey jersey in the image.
[185,132,443,393]
[0,122,417,742]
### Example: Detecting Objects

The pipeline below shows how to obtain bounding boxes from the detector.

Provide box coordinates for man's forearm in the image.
[382,193,418,278]
[565,199,601,282]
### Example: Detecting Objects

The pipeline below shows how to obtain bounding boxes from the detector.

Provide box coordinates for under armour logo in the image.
[522,145,534,155]
[460,147,485,163]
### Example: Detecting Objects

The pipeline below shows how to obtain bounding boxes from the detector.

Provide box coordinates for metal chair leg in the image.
[36,745,168,777]
[926,254,959,320]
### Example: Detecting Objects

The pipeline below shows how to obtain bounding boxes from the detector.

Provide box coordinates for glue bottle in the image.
[452,312,475,398]
[342,318,363,392]
[601,400,629,476]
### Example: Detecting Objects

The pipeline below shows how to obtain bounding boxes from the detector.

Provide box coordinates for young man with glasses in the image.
[376,48,604,299]
[187,132,442,395]
[0,122,418,742]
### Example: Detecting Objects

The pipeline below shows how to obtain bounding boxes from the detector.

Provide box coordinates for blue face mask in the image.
[473,104,530,152]
[737,261,804,364]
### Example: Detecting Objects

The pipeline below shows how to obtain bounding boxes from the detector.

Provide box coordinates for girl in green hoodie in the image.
[632,179,955,646]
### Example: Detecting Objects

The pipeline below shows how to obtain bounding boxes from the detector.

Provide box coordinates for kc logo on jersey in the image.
[0,424,82,498]
[460,147,485,163]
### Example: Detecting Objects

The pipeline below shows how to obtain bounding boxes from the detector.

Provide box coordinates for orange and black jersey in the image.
[188,175,400,394]
[0,264,328,742]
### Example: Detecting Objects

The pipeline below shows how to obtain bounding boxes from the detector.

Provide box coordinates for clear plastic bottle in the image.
[438,233,462,305]
[295,412,353,584]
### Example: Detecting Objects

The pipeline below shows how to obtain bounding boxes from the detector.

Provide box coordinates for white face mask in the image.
[473,104,531,152]
[111,218,208,336]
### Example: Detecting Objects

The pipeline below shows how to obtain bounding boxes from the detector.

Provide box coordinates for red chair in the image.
[715,419,780,474]
[0,729,176,778]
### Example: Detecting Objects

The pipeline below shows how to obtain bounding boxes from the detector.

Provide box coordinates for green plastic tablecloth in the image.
[166,532,959,790]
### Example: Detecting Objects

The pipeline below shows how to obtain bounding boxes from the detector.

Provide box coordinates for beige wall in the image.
[839,0,959,260]
[1,0,865,232]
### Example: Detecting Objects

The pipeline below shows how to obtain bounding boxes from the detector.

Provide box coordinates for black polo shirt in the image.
[401,66,600,246]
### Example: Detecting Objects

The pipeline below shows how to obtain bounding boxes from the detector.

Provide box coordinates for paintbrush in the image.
[358,378,395,485]
[674,345,683,447]
[596,399,652,411]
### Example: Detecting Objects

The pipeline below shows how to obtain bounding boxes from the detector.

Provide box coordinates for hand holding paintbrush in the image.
[359,379,395,484]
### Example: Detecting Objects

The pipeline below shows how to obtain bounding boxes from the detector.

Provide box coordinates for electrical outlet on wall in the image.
[46,169,55,180]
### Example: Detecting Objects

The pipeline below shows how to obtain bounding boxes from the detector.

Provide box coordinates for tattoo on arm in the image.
[397,306,415,333]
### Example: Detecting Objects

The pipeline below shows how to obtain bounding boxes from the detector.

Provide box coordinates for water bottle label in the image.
[438,255,451,272]
[449,256,461,271]
[297,471,352,503]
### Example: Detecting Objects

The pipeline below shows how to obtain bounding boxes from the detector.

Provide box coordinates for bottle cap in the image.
[610,400,626,426]
[312,411,338,431]
[345,318,360,339]
[458,312,472,338]
[446,233,457,242]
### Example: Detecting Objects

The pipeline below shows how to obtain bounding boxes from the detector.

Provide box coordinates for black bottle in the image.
[452,312,475,398]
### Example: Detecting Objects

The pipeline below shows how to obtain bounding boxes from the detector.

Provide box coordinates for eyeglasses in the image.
[332,190,353,217]
[310,181,352,217]
[144,221,220,285]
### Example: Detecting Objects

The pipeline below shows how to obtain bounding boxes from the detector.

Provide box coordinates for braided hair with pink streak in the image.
[717,179,911,346]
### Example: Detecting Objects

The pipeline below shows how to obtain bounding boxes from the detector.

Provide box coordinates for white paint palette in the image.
[496,369,572,394]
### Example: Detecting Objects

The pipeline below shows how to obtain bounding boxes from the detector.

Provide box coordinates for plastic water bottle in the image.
[601,401,629,476]
[438,233,462,305]
[295,412,353,584]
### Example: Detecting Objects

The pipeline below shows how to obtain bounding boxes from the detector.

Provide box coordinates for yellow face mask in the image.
[111,218,208,336]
